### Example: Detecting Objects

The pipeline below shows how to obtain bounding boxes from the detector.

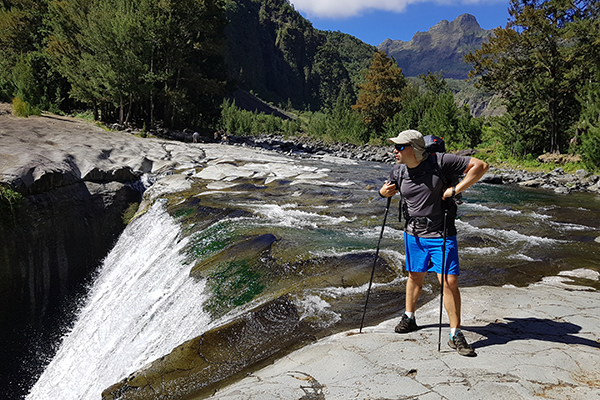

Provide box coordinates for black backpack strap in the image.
[428,153,448,187]
[393,164,408,225]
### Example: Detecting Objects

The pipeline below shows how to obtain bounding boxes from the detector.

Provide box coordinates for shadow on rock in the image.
[466,317,600,349]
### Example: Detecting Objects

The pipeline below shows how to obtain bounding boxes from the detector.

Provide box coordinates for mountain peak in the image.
[377,14,494,79]
[455,13,482,29]
[429,13,483,35]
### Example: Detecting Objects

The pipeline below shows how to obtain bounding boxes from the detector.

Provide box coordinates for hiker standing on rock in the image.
[379,129,488,357]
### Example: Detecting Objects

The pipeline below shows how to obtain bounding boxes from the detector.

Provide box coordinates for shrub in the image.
[0,185,24,224]
[11,96,39,117]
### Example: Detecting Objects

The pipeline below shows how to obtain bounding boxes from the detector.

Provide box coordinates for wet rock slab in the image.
[102,296,315,400]
[210,284,600,400]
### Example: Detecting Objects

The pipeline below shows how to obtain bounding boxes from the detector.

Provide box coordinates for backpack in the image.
[424,134,446,153]
[392,135,463,229]
[422,135,462,201]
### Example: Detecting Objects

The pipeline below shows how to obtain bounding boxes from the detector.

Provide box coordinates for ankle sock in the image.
[450,328,460,338]
[405,311,414,319]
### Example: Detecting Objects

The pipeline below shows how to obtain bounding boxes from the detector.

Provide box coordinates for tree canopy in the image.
[0,0,228,129]
[465,0,599,157]
[352,50,407,135]
[46,0,228,128]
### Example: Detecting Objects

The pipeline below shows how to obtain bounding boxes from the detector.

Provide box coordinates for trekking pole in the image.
[359,196,392,333]
[437,207,449,351]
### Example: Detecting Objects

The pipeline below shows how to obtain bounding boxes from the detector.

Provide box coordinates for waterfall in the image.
[27,201,211,400]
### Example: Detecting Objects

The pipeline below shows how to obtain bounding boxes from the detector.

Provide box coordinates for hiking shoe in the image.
[395,314,418,333]
[448,331,477,357]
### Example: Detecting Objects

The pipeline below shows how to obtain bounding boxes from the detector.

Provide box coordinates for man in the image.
[379,129,489,356]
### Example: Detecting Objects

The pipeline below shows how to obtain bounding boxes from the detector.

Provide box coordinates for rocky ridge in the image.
[378,14,494,80]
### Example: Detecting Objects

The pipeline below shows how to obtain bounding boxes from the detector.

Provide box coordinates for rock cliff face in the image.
[0,106,207,397]
[378,13,495,79]
[0,110,209,317]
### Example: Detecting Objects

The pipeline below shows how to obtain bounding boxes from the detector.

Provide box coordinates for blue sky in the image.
[289,0,512,45]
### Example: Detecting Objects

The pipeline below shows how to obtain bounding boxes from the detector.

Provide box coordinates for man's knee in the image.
[408,272,426,285]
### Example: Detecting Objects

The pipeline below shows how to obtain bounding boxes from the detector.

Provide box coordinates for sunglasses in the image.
[394,144,411,151]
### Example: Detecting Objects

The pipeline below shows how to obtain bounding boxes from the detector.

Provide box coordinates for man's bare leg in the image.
[395,271,426,333]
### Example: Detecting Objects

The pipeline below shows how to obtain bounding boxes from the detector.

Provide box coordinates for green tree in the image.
[47,0,227,128]
[384,73,482,149]
[352,50,407,137]
[310,42,353,111]
[577,82,600,170]
[0,0,70,110]
[0,1,43,99]
[569,1,600,169]
[418,71,448,96]
[465,0,591,156]
[325,90,368,144]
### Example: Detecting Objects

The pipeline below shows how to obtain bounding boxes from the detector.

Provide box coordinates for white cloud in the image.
[288,0,411,18]
[289,0,500,19]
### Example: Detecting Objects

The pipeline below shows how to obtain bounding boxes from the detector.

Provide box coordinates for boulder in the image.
[519,179,542,188]
[537,153,581,164]
[480,173,503,184]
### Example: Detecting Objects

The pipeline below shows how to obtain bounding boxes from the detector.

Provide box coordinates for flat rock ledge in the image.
[211,283,600,400]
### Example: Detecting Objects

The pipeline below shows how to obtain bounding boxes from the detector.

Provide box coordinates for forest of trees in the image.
[1,0,598,169]
[465,0,599,168]
[1,0,228,128]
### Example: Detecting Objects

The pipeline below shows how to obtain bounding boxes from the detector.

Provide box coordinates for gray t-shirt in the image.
[389,153,470,238]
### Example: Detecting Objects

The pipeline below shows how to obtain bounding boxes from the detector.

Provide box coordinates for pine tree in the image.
[352,50,407,137]
[465,0,590,155]
[571,1,600,169]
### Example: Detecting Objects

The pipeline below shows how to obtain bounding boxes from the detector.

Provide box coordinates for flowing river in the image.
[26,144,600,399]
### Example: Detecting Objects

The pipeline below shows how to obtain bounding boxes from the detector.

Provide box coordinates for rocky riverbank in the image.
[107,115,600,196]
[211,133,600,195]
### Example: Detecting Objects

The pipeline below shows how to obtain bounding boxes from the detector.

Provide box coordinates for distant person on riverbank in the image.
[192,132,199,143]
[379,129,488,357]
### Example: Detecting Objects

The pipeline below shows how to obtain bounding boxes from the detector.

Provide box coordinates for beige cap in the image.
[388,129,427,162]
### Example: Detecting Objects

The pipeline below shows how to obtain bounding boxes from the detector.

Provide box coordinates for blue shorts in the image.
[404,232,460,275]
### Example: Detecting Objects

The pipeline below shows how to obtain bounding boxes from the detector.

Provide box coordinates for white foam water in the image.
[244,202,356,228]
[461,202,551,219]
[455,219,565,245]
[27,202,211,400]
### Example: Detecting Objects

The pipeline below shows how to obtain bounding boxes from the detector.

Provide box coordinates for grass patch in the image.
[72,109,95,121]
[474,143,598,175]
